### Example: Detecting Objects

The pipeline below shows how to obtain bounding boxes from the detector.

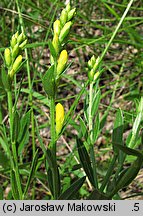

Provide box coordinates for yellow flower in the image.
[59,21,72,43]
[57,50,68,76]
[52,33,59,55]
[53,20,61,36]
[56,103,64,135]
[4,48,11,67]
[9,55,22,78]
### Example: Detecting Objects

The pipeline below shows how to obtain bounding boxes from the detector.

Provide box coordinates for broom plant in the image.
[0,1,143,200]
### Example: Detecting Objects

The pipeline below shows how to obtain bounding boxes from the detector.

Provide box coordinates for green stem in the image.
[50,97,56,156]
[7,91,13,139]
[89,82,98,189]
[16,0,36,198]
[12,141,23,199]
[16,0,35,157]
[7,90,23,199]
[89,82,93,139]
[0,103,3,123]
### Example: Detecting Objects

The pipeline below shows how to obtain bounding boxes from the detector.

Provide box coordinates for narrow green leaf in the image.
[92,89,101,117]
[47,168,54,196]
[48,40,57,59]
[87,189,110,200]
[109,157,143,198]
[77,138,95,187]
[0,152,10,169]
[46,148,56,169]
[115,144,143,158]
[12,111,20,143]
[84,93,89,123]
[18,110,31,155]
[46,149,61,198]
[1,66,10,91]
[128,97,143,148]
[10,170,19,200]
[58,176,86,200]
[23,149,39,198]
[112,109,124,154]
[42,65,56,98]
[0,186,3,200]
[79,117,88,138]
[93,113,100,143]
[0,124,11,159]
[35,119,47,155]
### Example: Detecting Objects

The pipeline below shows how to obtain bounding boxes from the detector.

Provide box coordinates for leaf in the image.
[46,148,56,169]
[93,113,100,143]
[112,109,124,154]
[58,176,86,200]
[48,40,57,59]
[109,144,143,198]
[1,66,10,92]
[79,117,88,139]
[47,168,54,196]
[109,157,143,198]
[0,152,10,169]
[10,170,19,200]
[92,89,101,117]
[84,93,89,123]
[0,124,11,159]
[46,148,61,198]
[23,149,39,198]
[128,97,143,148]
[115,144,143,158]
[87,189,110,200]
[42,65,56,98]
[0,186,3,200]
[77,138,95,187]
[18,110,31,155]
[12,111,20,143]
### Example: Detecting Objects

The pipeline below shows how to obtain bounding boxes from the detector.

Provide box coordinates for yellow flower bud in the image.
[12,43,19,60]
[52,33,59,55]
[94,71,100,81]
[10,35,17,48]
[88,69,94,82]
[66,3,71,12]
[14,31,19,39]
[60,9,68,26]
[9,55,22,78]
[17,32,25,44]
[59,21,72,43]
[4,48,11,67]
[12,55,22,71]
[57,50,68,76]
[19,39,27,49]
[67,8,76,21]
[88,55,96,69]
[56,103,64,135]
[93,56,100,72]
[53,20,61,36]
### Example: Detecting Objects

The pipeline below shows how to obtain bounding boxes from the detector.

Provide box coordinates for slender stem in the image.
[16,0,36,198]
[11,141,23,199]
[0,103,3,123]
[15,0,35,157]
[89,82,98,189]
[7,91,13,139]
[89,82,93,139]
[50,97,56,156]
[7,90,23,199]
